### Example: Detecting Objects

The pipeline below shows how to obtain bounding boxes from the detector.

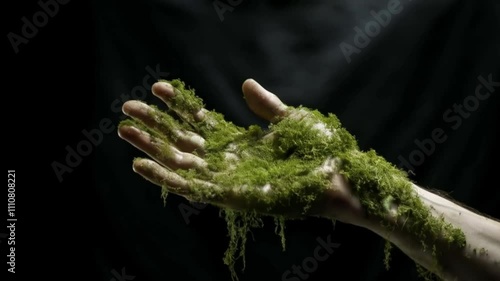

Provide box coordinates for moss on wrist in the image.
[123,79,466,280]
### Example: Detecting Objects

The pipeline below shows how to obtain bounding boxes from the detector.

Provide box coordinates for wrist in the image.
[331,149,466,271]
[319,171,367,227]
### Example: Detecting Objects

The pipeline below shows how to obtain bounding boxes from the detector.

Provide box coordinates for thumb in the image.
[242,79,288,122]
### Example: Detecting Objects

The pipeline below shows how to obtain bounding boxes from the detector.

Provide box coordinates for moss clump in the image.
[122,79,466,280]
[164,79,205,123]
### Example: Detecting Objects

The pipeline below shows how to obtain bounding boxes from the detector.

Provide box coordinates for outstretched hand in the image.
[118,79,365,225]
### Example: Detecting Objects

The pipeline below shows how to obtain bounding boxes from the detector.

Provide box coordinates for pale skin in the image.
[118,79,500,281]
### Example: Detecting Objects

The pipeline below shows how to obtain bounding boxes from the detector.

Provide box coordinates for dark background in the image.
[5,0,499,280]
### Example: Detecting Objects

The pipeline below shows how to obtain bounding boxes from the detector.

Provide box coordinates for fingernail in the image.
[152,81,175,97]
[122,100,140,115]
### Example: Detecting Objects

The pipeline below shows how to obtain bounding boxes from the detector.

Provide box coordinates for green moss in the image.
[222,210,263,280]
[384,241,392,271]
[122,79,467,280]
[274,216,286,251]
[148,104,194,134]
[167,79,205,123]
[416,263,436,281]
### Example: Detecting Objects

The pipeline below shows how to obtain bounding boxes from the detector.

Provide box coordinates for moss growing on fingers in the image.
[122,79,467,280]
[164,79,205,123]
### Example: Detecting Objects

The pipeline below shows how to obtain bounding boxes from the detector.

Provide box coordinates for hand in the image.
[118,79,365,225]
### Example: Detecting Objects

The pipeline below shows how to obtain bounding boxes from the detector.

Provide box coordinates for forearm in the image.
[320,147,500,279]
[361,184,500,280]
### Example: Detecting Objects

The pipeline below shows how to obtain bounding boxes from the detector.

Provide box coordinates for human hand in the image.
[118,79,366,225]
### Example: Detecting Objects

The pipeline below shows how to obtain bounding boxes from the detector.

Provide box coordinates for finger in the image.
[133,158,222,203]
[118,125,207,170]
[153,81,245,141]
[151,81,206,124]
[122,100,205,154]
[132,158,191,197]
[242,79,289,123]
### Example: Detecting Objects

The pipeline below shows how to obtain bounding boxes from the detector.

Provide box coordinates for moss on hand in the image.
[164,79,205,123]
[122,79,466,280]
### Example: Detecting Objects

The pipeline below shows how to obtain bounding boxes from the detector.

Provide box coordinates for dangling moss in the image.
[221,210,263,280]
[121,79,466,280]
[384,240,393,271]
[273,216,287,251]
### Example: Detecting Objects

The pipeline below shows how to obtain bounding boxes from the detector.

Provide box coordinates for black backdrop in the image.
[5,0,499,281]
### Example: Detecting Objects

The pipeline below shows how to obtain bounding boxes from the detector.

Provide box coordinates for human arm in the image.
[118,79,500,280]
[361,184,500,281]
